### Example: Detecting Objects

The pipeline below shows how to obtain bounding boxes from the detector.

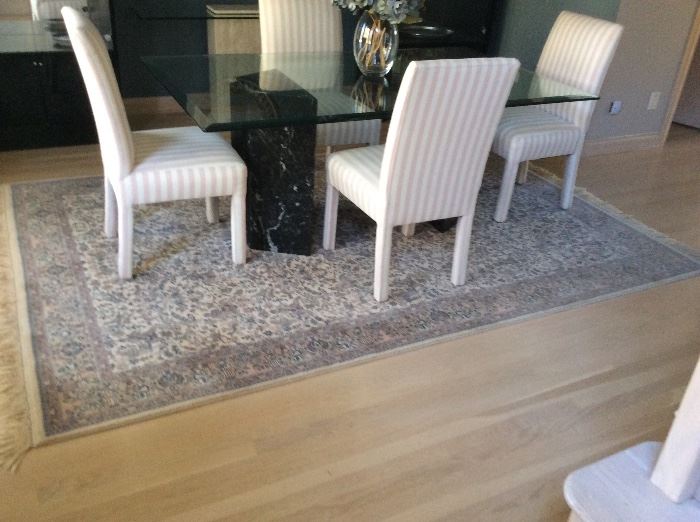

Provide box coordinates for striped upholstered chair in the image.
[258,0,382,151]
[62,7,247,279]
[492,11,623,222]
[323,58,520,302]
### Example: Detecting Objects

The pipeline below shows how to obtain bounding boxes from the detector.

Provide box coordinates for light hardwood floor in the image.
[0,126,698,521]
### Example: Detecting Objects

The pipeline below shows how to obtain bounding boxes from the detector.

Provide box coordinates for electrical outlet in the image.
[648,91,662,111]
[609,100,622,114]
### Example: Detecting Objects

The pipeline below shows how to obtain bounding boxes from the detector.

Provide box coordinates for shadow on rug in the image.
[7,165,700,442]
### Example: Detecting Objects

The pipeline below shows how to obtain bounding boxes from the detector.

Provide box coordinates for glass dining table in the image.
[142,47,597,255]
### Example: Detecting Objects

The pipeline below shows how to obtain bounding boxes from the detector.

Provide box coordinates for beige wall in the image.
[587,0,699,144]
[0,0,30,17]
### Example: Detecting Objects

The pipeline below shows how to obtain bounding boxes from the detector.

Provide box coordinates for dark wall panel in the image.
[111,0,504,97]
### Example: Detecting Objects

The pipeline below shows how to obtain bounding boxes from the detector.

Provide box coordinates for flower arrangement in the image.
[334,0,425,76]
[332,0,424,25]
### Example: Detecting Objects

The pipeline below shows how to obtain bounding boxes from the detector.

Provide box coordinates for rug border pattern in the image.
[4,168,700,449]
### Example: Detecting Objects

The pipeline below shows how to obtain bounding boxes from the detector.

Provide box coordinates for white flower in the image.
[333,0,424,24]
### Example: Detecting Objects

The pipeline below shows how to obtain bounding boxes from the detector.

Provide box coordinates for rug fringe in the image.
[0,294,31,472]
[0,185,32,472]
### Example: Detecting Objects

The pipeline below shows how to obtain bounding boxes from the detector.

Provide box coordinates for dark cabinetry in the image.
[111,0,502,98]
[0,22,98,151]
[110,0,207,97]
[110,0,255,97]
[417,0,503,52]
[340,0,503,53]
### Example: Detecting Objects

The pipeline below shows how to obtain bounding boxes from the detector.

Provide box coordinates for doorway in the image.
[674,29,700,128]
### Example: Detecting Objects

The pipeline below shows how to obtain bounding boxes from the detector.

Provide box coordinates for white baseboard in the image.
[583,133,664,156]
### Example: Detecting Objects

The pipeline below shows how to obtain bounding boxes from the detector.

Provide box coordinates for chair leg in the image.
[401,224,416,237]
[451,214,474,286]
[561,150,582,210]
[374,222,393,302]
[323,183,339,250]
[117,201,133,279]
[516,160,529,185]
[230,192,246,265]
[104,177,117,238]
[205,197,220,224]
[494,158,520,222]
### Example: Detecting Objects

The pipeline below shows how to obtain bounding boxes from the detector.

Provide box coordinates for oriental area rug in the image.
[2,162,700,469]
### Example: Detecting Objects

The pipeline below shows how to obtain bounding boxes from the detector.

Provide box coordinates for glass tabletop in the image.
[0,20,75,54]
[0,19,112,54]
[142,48,597,133]
[135,1,258,20]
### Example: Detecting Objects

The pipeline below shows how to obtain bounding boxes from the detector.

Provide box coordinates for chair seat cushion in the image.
[492,106,584,162]
[327,145,384,220]
[122,127,246,205]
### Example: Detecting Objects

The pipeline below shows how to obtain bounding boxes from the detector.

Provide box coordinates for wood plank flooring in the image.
[0,125,698,521]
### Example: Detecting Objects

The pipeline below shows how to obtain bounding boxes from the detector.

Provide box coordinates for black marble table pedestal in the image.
[232,125,317,255]
[229,71,319,255]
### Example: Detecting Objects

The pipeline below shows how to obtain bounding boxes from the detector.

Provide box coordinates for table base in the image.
[233,124,316,255]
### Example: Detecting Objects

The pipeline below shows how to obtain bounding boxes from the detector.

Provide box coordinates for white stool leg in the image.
[651,357,700,502]
[205,197,220,224]
[373,222,393,302]
[516,160,529,185]
[104,177,117,238]
[117,201,133,279]
[451,214,474,286]
[401,224,416,237]
[230,193,246,265]
[323,183,339,250]
[494,158,520,222]
[561,149,582,210]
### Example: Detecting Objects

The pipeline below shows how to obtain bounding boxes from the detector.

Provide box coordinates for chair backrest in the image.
[380,57,520,225]
[62,6,134,185]
[536,10,623,131]
[258,0,343,53]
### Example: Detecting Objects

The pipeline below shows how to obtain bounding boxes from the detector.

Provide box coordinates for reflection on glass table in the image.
[0,15,112,151]
[142,49,597,132]
[142,49,597,256]
[30,0,86,22]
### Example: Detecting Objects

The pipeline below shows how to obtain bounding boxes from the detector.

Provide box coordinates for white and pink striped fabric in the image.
[62,7,247,279]
[326,145,384,218]
[537,11,623,130]
[258,0,342,53]
[122,128,246,206]
[258,0,381,148]
[61,5,134,188]
[324,57,520,301]
[492,106,582,163]
[492,11,623,222]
